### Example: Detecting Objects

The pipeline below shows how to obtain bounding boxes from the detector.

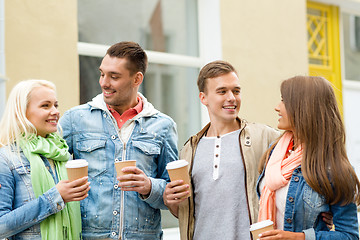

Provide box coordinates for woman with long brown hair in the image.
[257,76,360,239]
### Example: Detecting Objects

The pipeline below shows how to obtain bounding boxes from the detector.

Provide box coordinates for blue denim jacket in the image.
[257,166,359,240]
[59,93,178,240]
[0,146,66,240]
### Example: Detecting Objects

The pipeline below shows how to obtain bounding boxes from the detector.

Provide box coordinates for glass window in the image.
[79,56,102,104]
[142,63,201,145]
[307,8,330,66]
[343,12,360,81]
[78,0,199,57]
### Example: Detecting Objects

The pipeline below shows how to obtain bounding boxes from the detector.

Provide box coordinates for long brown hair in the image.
[259,76,360,205]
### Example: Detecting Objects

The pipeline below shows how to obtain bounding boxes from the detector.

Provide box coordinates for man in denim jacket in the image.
[60,41,178,239]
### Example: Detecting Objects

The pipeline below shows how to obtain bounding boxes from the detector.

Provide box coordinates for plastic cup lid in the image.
[249,220,273,231]
[65,159,88,168]
[166,160,188,170]
[115,159,136,163]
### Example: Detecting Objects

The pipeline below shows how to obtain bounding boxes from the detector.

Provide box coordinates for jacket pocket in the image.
[302,184,327,227]
[76,139,106,153]
[76,139,107,178]
[14,164,30,178]
[303,184,326,208]
[13,164,34,204]
[132,140,161,156]
[131,140,161,176]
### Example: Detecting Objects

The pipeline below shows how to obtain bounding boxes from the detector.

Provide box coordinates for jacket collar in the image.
[189,117,247,147]
[88,92,159,118]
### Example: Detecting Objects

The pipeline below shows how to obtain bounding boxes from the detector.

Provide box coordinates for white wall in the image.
[343,81,360,177]
[343,80,360,224]
[221,0,308,128]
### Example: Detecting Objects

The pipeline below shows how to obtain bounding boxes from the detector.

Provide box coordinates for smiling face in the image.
[275,99,293,131]
[200,72,241,124]
[26,86,59,137]
[99,55,142,114]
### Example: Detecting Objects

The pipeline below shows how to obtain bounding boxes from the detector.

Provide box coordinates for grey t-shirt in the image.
[192,129,251,240]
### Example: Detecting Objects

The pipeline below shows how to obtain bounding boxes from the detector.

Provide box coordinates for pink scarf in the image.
[258,132,303,227]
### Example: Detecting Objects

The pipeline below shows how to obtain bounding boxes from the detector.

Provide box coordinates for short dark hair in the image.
[197,60,237,92]
[106,41,148,75]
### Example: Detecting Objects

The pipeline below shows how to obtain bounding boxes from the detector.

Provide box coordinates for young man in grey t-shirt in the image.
[163,60,280,240]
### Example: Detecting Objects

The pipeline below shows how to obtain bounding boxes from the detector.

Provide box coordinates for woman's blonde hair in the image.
[260,76,360,205]
[0,79,56,147]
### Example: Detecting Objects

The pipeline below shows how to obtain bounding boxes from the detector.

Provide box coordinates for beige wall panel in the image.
[5,0,79,114]
[221,0,308,128]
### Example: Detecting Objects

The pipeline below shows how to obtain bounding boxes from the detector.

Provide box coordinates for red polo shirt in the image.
[107,96,143,129]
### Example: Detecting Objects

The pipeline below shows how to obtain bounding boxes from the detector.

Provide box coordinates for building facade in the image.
[1,0,360,238]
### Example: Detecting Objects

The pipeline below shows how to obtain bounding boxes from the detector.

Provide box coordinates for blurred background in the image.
[1,0,360,238]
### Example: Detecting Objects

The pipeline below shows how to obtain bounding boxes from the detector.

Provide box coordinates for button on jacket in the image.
[60,93,178,240]
[0,147,65,239]
[257,165,359,240]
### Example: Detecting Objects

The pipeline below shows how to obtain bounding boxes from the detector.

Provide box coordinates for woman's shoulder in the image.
[0,144,14,157]
[0,145,23,165]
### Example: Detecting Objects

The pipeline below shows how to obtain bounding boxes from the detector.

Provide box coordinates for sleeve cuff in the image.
[303,228,316,240]
[44,186,65,214]
[139,177,167,209]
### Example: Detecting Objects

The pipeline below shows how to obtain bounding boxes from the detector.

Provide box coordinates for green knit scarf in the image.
[19,133,82,240]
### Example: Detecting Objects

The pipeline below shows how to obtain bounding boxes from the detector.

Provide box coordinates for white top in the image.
[259,177,290,230]
[275,181,290,230]
[192,129,251,240]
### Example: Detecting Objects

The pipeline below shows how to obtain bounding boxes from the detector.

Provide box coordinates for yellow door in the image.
[307,1,342,110]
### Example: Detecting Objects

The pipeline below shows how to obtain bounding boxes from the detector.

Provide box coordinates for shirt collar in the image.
[106,96,143,115]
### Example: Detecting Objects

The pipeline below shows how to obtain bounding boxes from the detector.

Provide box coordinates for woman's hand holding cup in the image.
[56,177,90,203]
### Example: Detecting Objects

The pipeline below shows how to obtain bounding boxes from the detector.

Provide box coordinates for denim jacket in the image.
[59,93,178,240]
[257,165,359,240]
[0,146,66,240]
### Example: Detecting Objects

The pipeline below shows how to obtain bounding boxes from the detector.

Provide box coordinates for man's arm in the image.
[163,180,189,217]
[143,121,179,209]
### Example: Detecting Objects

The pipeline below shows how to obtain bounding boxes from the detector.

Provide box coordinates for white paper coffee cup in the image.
[65,159,88,182]
[250,220,274,239]
[166,160,191,197]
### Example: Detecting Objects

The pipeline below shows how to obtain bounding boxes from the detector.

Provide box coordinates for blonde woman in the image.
[0,80,90,239]
[257,76,360,240]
